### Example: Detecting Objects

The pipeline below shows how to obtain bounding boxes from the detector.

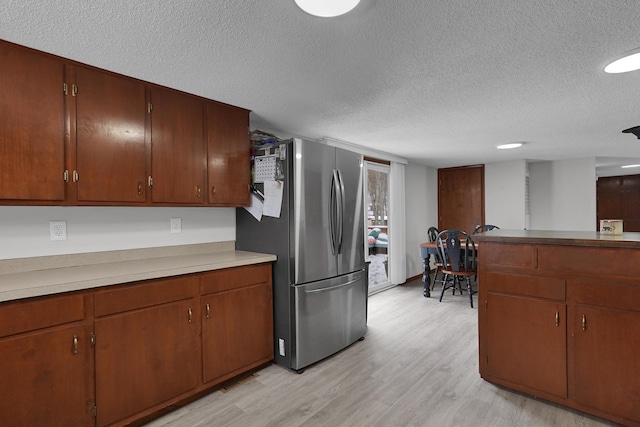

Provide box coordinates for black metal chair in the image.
[436,229,477,308]
[472,224,499,234]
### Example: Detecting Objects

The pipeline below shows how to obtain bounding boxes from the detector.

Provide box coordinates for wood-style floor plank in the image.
[145,278,620,427]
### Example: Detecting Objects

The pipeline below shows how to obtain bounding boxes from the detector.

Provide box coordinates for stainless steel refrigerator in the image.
[236,138,368,372]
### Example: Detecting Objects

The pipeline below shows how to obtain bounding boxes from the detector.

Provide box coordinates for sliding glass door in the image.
[365,161,392,294]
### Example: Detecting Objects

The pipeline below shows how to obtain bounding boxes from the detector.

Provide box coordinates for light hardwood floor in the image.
[146,278,620,427]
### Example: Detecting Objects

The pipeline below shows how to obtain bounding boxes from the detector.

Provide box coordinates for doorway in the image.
[438,165,485,234]
[365,160,392,294]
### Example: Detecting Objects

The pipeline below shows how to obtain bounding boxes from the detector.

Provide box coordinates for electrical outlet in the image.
[49,220,67,241]
[170,217,182,233]
[278,338,285,356]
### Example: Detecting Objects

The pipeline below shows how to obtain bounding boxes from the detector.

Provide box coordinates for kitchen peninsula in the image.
[474,229,640,427]
[0,243,277,427]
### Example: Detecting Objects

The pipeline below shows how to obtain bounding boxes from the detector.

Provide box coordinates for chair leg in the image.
[467,277,473,308]
[431,268,439,290]
[439,274,449,302]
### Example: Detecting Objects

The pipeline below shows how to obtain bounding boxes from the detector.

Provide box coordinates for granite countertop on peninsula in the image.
[472,229,640,248]
[0,242,277,303]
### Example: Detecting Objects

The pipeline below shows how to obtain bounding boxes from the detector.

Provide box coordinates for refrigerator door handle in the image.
[330,169,342,255]
[303,277,360,294]
[336,170,345,254]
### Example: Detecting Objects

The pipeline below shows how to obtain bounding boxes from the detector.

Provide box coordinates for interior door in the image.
[438,165,484,234]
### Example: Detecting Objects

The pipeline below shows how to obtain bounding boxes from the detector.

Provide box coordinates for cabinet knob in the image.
[72,335,79,354]
[211,186,216,198]
[555,311,559,327]
[137,181,143,195]
[196,186,201,198]
[206,303,211,319]
[582,314,587,331]
[188,308,193,323]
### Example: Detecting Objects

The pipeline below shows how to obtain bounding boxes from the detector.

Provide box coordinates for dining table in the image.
[419,242,438,297]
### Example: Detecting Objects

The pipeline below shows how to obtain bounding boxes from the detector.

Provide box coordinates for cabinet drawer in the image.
[484,272,565,301]
[538,245,640,278]
[568,279,640,312]
[201,263,271,295]
[480,243,536,268]
[95,275,198,317]
[0,293,85,337]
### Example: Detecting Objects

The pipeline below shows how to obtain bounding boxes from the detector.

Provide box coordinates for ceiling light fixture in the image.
[497,142,523,150]
[604,48,640,73]
[622,125,640,139]
[621,164,640,169]
[294,0,360,17]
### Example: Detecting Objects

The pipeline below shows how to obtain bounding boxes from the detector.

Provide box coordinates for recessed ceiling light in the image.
[497,142,523,150]
[621,164,640,169]
[294,0,360,17]
[604,49,640,73]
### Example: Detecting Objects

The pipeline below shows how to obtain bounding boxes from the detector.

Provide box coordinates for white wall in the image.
[529,158,596,231]
[0,206,235,260]
[404,162,438,279]
[484,160,527,229]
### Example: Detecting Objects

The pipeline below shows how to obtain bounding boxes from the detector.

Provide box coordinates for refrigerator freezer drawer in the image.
[293,269,367,370]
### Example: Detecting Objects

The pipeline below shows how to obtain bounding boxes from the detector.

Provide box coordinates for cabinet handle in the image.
[63,170,69,182]
[555,311,559,327]
[72,335,79,354]
[73,170,79,182]
[188,308,193,323]
[582,314,587,331]
[137,181,142,195]
[148,176,154,187]
[211,186,216,198]
[206,303,211,319]
[72,84,78,97]
[196,185,201,198]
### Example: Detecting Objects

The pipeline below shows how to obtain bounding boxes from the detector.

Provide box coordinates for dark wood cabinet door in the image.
[0,42,65,201]
[570,304,640,422]
[150,87,205,204]
[75,66,147,202]
[95,298,200,427]
[202,282,273,383]
[206,101,250,206]
[438,165,484,234]
[484,292,567,398]
[0,324,94,427]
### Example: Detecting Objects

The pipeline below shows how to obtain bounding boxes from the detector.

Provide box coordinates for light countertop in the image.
[0,242,277,303]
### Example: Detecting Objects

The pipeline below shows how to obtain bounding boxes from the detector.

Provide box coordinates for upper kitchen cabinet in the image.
[0,39,252,207]
[206,101,250,206]
[149,87,206,204]
[0,42,66,201]
[73,66,147,203]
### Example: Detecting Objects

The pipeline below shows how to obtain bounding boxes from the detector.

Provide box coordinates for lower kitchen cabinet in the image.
[0,262,273,427]
[568,280,640,423]
[477,238,640,427]
[201,264,274,384]
[484,292,567,399]
[94,275,200,427]
[0,294,94,427]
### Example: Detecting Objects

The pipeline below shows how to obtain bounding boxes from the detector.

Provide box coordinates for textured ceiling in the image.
[2,0,640,175]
